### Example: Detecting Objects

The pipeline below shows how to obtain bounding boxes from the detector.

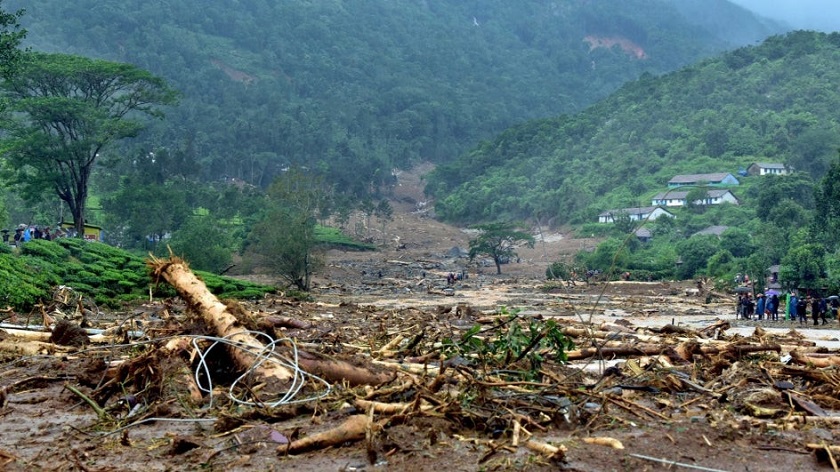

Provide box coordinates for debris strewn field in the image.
[2,258,840,471]
[2,168,840,471]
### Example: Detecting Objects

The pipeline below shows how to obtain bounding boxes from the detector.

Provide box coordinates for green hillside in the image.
[6,0,783,196]
[427,31,840,226]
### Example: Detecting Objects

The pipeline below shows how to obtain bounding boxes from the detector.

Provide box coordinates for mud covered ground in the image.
[2,166,840,471]
[2,278,839,472]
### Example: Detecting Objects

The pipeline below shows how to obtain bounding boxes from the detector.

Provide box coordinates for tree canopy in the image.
[245,169,328,291]
[468,223,535,275]
[0,52,177,236]
[0,1,24,76]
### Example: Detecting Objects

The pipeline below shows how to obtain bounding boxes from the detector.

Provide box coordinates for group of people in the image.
[446,270,468,285]
[2,224,65,246]
[737,291,839,325]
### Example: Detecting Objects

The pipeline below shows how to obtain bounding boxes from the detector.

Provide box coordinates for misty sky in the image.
[730,0,840,32]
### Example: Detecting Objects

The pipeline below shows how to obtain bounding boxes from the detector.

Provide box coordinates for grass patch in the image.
[315,226,377,251]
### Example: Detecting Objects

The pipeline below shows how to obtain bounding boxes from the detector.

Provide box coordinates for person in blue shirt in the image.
[768,294,779,321]
[788,293,798,321]
[755,293,766,321]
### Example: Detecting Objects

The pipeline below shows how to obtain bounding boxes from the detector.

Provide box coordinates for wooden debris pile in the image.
[2,258,840,469]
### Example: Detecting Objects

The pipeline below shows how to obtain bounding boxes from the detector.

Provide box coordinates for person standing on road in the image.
[797,297,808,324]
[812,296,821,326]
[769,294,780,321]
[755,293,766,322]
[818,297,828,325]
[788,293,798,321]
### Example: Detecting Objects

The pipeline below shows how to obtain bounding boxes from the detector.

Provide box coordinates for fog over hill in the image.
[731,0,840,32]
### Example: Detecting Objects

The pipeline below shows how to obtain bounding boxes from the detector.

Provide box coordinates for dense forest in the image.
[427,31,840,226]
[6,0,782,196]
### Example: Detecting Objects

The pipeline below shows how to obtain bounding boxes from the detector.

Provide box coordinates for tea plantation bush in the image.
[0,239,275,310]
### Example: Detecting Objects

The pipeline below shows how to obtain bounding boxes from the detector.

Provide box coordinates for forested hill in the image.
[7,0,782,195]
[426,31,840,226]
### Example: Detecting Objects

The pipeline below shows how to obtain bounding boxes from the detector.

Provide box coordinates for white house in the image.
[598,206,675,223]
[667,172,739,188]
[651,189,740,207]
[747,162,790,176]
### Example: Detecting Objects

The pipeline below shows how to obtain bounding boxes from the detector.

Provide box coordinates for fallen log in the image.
[566,342,780,361]
[790,350,840,368]
[583,437,624,449]
[0,339,75,356]
[296,350,395,387]
[280,414,380,455]
[0,325,138,344]
[557,326,648,342]
[151,256,394,388]
[150,256,295,386]
[524,439,567,461]
[354,398,434,414]
[698,319,730,337]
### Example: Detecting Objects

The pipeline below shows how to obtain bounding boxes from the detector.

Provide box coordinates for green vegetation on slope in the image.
[0,239,275,310]
[315,226,377,252]
[6,0,782,197]
[427,31,840,226]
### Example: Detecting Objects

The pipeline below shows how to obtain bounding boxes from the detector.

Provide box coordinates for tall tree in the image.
[468,222,535,275]
[0,52,177,236]
[246,169,329,291]
[101,179,191,249]
[780,242,826,291]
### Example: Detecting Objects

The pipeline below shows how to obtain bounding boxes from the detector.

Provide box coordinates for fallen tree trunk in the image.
[566,342,780,361]
[150,256,295,385]
[151,256,395,388]
[0,339,75,356]
[698,319,730,337]
[296,350,395,386]
[791,350,840,368]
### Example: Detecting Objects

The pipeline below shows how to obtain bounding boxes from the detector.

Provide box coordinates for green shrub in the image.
[545,261,585,280]
[20,240,71,264]
[1,238,275,310]
[220,288,270,300]
[576,223,615,238]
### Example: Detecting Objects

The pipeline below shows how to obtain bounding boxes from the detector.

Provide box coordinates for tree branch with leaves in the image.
[468,222,534,275]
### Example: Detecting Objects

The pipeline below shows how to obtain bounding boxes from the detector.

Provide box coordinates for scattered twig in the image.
[628,453,730,472]
[64,384,110,420]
